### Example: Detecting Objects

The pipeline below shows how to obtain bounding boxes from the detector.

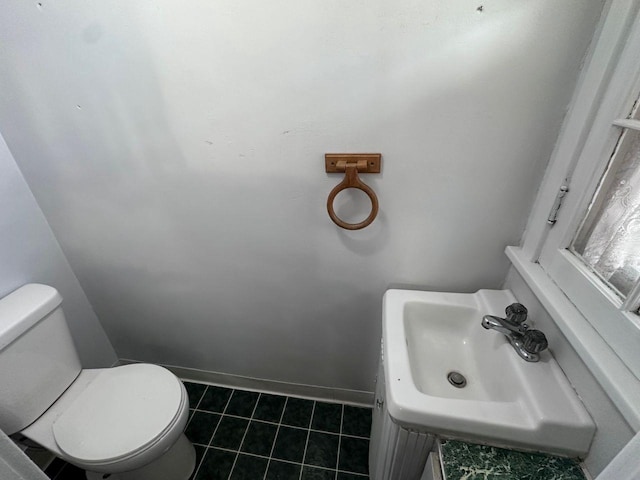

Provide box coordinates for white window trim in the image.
[510,0,640,430]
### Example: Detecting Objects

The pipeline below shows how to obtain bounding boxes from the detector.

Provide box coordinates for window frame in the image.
[511,0,640,429]
[539,51,640,376]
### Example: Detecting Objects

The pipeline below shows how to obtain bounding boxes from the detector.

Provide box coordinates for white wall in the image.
[0,0,604,392]
[0,134,116,368]
[504,267,634,476]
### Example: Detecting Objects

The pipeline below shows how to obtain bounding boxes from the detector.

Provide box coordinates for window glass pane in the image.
[572,128,640,298]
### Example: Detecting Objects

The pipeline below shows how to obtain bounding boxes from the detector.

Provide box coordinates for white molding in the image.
[119,358,374,407]
[506,246,640,430]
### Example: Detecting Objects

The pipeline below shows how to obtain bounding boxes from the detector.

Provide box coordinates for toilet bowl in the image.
[22,364,194,479]
[0,284,196,480]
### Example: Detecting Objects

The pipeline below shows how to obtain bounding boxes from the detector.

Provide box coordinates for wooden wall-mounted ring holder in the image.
[325,153,381,230]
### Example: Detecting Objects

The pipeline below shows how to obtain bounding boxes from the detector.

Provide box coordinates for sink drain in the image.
[447,371,467,388]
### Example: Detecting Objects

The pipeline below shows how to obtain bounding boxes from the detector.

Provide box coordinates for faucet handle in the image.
[522,329,548,354]
[505,303,528,325]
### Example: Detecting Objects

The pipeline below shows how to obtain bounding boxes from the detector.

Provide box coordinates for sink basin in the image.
[383,288,595,457]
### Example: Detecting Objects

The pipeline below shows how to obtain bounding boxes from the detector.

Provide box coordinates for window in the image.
[571,97,640,304]
[538,83,640,377]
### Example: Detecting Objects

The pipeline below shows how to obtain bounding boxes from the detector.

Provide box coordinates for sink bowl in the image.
[383,289,595,457]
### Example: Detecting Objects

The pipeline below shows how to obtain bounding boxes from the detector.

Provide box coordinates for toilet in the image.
[0,284,196,480]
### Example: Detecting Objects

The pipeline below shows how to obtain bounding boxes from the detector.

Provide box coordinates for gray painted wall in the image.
[0,134,116,368]
[503,267,634,476]
[0,0,604,392]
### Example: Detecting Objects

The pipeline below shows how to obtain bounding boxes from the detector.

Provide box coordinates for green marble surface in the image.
[440,440,586,480]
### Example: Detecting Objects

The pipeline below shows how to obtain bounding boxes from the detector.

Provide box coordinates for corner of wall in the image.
[0,132,117,368]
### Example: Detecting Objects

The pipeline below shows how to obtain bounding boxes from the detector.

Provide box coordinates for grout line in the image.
[190,409,370,438]
[198,447,365,474]
[187,384,208,424]
[262,396,289,480]
[193,386,206,408]
[51,462,68,480]
[335,404,344,480]
[191,446,368,477]
[227,391,260,480]
[191,386,234,480]
[46,459,64,480]
[340,433,367,439]
[298,401,316,480]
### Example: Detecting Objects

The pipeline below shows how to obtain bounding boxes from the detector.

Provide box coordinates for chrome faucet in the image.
[482,303,548,362]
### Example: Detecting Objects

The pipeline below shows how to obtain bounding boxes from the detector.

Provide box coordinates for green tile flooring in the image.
[45,381,372,480]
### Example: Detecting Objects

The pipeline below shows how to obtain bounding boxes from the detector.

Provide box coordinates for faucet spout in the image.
[482,315,526,335]
[481,304,548,362]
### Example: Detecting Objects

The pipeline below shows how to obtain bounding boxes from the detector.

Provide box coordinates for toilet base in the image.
[85,433,195,480]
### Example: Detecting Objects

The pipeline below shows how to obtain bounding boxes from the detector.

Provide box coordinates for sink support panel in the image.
[370,359,435,480]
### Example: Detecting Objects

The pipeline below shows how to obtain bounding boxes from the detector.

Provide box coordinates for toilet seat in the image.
[51,364,187,470]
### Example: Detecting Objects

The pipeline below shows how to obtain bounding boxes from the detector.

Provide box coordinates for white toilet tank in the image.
[0,284,82,434]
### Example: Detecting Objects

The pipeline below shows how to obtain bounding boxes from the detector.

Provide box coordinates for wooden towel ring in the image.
[326,158,379,230]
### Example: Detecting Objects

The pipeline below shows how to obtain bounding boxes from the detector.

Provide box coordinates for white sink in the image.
[383,288,595,457]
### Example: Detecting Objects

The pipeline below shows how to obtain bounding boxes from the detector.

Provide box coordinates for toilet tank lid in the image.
[0,284,62,351]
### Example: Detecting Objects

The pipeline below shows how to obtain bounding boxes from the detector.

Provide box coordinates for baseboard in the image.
[119,358,374,407]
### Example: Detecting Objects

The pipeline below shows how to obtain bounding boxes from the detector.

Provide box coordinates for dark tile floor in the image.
[45,381,372,480]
